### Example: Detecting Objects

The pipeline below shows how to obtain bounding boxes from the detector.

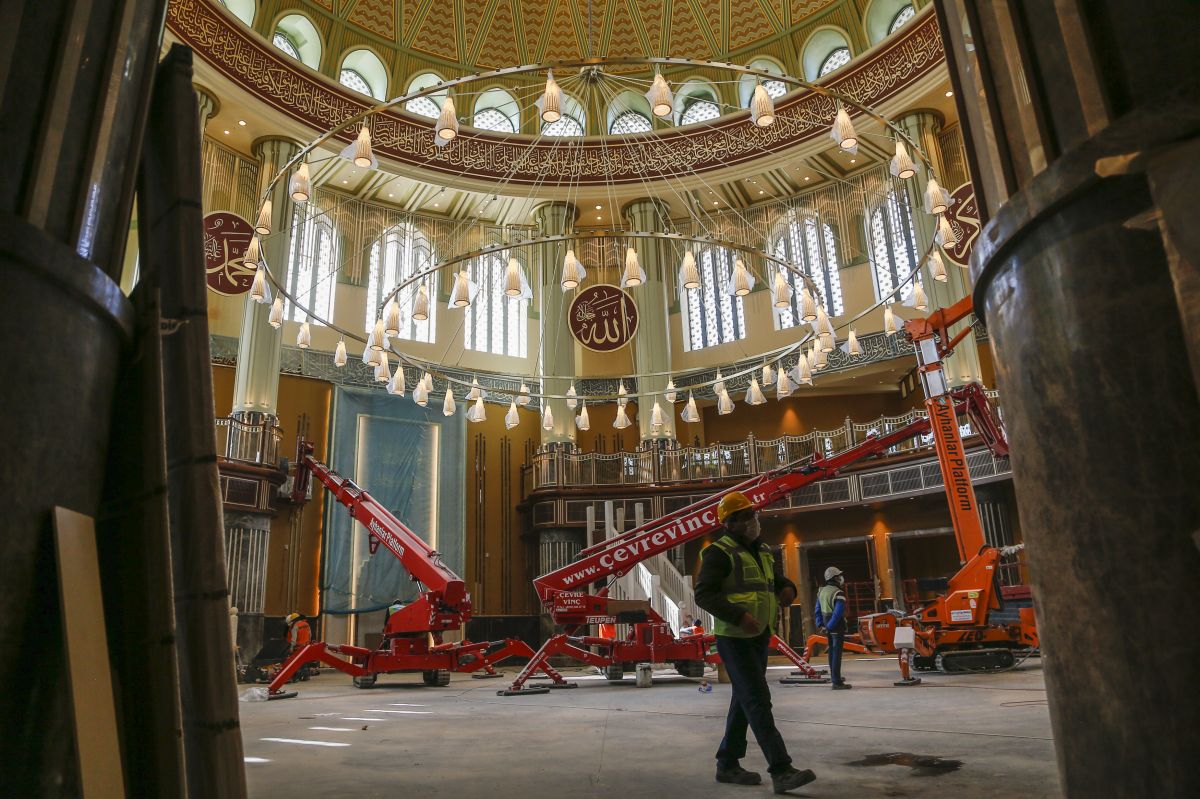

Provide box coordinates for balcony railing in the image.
[215,416,283,467]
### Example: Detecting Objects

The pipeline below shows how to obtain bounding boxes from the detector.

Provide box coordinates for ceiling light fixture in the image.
[646,72,674,118]
[890,140,916,180]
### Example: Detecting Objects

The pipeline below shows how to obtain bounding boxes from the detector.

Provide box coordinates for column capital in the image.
[194,84,220,132]
[531,201,578,233]
[621,197,672,232]
[893,108,946,137]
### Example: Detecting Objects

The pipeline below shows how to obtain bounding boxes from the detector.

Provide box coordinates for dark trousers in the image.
[715,631,792,774]
[827,632,845,685]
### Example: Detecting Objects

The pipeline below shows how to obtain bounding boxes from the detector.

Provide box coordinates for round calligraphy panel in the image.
[569,285,639,352]
[203,211,256,296]
[942,184,980,269]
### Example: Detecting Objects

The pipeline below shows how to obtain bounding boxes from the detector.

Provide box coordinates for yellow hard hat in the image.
[717,491,753,523]
[285,613,301,625]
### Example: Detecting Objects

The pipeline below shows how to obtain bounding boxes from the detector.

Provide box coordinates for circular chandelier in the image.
[245,57,957,425]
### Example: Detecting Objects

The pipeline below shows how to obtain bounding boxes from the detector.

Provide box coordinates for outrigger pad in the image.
[471,672,504,679]
[779,676,830,685]
[893,677,923,686]
[497,686,552,696]
[545,682,577,690]
[268,690,299,700]
[792,668,827,675]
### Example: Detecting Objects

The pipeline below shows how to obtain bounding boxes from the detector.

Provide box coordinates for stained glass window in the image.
[464,253,528,357]
[680,98,720,126]
[473,107,516,133]
[682,246,747,351]
[889,5,916,33]
[365,223,436,342]
[542,115,584,137]
[273,32,300,61]
[610,111,652,135]
[771,212,844,329]
[869,189,919,302]
[339,69,371,97]
[818,47,851,77]
[285,205,337,324]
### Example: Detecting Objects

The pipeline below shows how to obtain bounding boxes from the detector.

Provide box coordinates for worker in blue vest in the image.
[814,566,852,690]
[695,491,817,794]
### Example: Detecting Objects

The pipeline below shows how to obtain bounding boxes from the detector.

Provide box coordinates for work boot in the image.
[771,767,817,794]
[831,682,853,690]
[715,765,762,785]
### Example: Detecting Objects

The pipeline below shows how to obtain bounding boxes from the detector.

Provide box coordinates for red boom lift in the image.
[499,393,994,696]
[266,442,552,697]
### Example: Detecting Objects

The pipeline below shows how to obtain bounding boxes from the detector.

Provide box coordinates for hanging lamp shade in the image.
[924,177,952,215]
[561,249,586,290]
[467,376,482,401]
[928,249,948,282]
[890,140,916,180]
[466,395,486,423]
[384,299,402,337]
[651,401,667,429]
[412,283,430,321]
[819,331,834,353]
[575,402,590,431]
[424,371,434,392]
[504,257,532,299]
[613,403,631,429]
[517,382,531,406]
[799,287,817,322]
[776,366,793,398]
[621,247,646,288]
[505,400,520,430]
[566,383,577,409]
[847,329,862,357]
[646,72,674,118]
[342,125,374,169]
[434,94,459,144]
[806,345,818,371]
[268,296,284,329]
[713,370,726,396]
[664,379,677,404]
[369,319,385,352]
[679,251,700,290]
[830,106,858,153]
[443,388,456,416]
[244,235,262,268]
[884,305,897,337]
[749,84,776,127]
[254,199,272,235]
[362,341,380,368]
[413,380,429,406]
[375,351,390,382]
[762,363,776,386]
[296,322,311,349]
[681,392,701,423]
[815,305,831,337]
[726,258,755,297]
[936,214,958,248]
[617,381,628,407]
[388,364,405,396]
[814,345,829,370]
[716,390,735,415]
[772,271,793,308]
[793,354,814,386]
[289,162,311,203]
[450,270,475,308]
[746,378,767,405]
[250,264,271,304]
[538,70,562,123]
[334,338,348,367]
[911,281,928,311]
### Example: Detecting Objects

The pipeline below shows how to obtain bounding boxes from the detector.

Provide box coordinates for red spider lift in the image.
[266,441,553,698]
[499,404,978,696]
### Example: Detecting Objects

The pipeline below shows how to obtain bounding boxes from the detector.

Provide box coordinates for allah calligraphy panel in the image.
[569,285,639,352]
[204,211,256,295]
[942,183,979,269]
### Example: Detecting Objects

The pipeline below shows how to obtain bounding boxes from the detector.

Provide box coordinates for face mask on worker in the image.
[740,515,761,542]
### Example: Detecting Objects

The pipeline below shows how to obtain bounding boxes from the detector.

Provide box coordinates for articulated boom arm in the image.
[534,412,948,605]
[293,441,467,609]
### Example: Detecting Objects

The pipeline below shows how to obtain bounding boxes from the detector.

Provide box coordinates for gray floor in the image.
[239,655,1061,798]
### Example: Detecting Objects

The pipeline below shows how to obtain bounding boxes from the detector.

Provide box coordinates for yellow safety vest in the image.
[711,535,778,638]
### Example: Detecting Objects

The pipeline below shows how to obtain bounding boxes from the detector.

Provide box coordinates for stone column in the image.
[195,84,219,133]
[895,111,983,386]
[533,201,578,447]
[622,198,676,443]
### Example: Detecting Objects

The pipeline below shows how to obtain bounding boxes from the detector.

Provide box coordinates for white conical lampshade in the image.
[799,287,817,322]
[762,363,776,386]
[713,370,726,396]
[819,331,834,353]
[613,404,631,429]
[413,380,429,406]
[806,345,818,372]
[831,106,858,152]
[890,140,916,180]
[717,390,735,415]
[746,378,766,405]
[268,296,284,328]
[814,345,829,370]
[467,396,486,422]
[435,94,459,144]
[561,249,586,290]
[726,258,755,296]
[388,365,405,396]
[289,162,311,202]
[517,382,530,406]
[910,281,928,311]
[750,84,775,127]
[936,214,957,247]
[334,338,347,366]
[679,251,700,290]
[884,305,897,336]
[362,341,380,368]
[776,366,793,398]
[772,271,793,308]
[443,389,456,416]
[375,351,390,382]
[412,283,430,321]
[244,235,262,268]
[681,392,701,423]
[370,319,385,351]
[815,306,831,338]
[355,126,374,168]
[793,355,813,386]
[505,400,519,429]
[423,371,434,392]
[450,271,474,308]
[617,381,628,407]
[566,383,577,409]
[539,70,562,123]
[651,400,666,429]
[575,402,590,431]
[250,264,271,304]
[664,379,677,404]
[847,329,862,357]
[296,322,311,349]
[924,177,952,215]
[504,257,531,299]
[621,247,645,288]
[384,299,402,337]
[646,72,673,118]
[928,249,948,282]
[254,199,272,235]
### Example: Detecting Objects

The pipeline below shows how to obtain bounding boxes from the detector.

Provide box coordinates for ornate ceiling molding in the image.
[169,0,945,186]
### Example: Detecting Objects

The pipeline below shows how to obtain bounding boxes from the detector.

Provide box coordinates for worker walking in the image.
[284,612,311,653]
[695,491,817,794]
[814,567,851,690]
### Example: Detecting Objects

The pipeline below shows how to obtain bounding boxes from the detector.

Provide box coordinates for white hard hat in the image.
[824,566,843,580]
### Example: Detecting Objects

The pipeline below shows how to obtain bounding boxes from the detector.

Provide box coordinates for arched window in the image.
[340,69,371,96]
[865,0,916,44]
[680,97,720,126]
[474,108,515,133]
[681,245,748,351]
[739,59,788,108]
[818,47,852,77]
[272,15,321,69]
[542,114,584,137]
[868,189,919,302]
[218,0,255,26]
[889,4,916,33]
[273,32,300,60]
[803,29,851,80]
[473,88,519,132]
[610,110,652,135]
[339,50,388,100]
[464,253,528,357]
[365,223,436,343]
[285,204,337,325]
[405,73,447,119]
[771,212,844,329]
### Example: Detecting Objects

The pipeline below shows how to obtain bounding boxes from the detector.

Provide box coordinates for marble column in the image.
[622,198,676,443]
[895,111,983,386]
[533,201,578,447]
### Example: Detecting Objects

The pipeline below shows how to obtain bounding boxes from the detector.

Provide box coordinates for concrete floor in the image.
[239,655,1061,798]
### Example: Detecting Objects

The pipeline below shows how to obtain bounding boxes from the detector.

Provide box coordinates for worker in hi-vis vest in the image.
[814,566,851,690]
[695,491,817,795]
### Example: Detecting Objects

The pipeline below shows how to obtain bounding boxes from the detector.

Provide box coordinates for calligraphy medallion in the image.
[942,184,980,269]
[203,211,256,295]
[569,285,639,352]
